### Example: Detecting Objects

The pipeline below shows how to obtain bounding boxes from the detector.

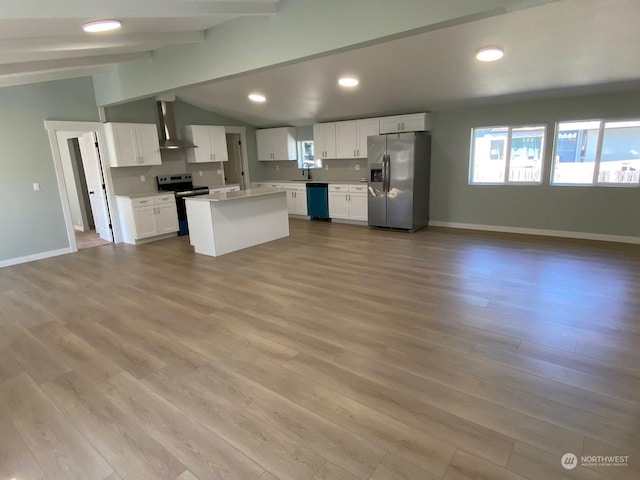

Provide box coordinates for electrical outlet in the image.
[140,175,145,182]
[276,165,279,171]
[198,171,203,176]
[32,182,40,191]
[216,169,222,175]
[325,164,329,170]
[355,164,361,171]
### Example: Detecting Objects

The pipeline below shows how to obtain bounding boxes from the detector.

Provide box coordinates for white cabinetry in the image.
[328,184,368,222]
[104,123,161,167]
[335,118,379,159]
[116,194,178,244]
[379,113,431,134]
[313,123,336,159]
[183,125,228,163]
[348,184,368,221]
[256,127,297,161]
[282,183,307,216]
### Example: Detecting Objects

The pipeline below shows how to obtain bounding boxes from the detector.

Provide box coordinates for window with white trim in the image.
[551,119,640,186]
[469,125,546,185]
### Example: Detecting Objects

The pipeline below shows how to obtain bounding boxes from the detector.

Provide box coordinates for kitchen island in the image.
[184,188,289,257]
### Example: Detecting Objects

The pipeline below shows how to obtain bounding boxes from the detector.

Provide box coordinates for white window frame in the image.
[469,124,547,186]
[551,117,640,188]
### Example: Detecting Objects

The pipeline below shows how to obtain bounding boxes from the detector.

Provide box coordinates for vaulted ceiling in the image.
[0,0,279,87]
[2,0,640,126]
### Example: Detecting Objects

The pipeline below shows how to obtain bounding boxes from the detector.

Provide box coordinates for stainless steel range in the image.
[157,174,209,236]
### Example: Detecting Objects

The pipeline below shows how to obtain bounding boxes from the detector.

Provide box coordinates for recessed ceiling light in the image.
[82,19,122,33]
[476,46,504,62]
[338,76,359,87]
[248,93,266,103]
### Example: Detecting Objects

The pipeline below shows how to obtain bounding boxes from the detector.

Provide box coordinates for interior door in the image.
[224,133,244,188]
[78,132,113,242]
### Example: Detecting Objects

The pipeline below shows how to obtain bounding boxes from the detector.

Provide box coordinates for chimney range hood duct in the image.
[157,100,195,150]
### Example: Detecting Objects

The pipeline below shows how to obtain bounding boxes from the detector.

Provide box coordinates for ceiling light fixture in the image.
[82,19,122,33]
[248,93,266,103]
[476,46,504,62]
[338,76,359,87]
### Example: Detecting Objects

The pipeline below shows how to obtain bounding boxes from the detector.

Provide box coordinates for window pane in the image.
[598,121,640,184]
[508,126,545,183]
[552,120,600,184]
[297,140,322,168]
[471,127,508,183]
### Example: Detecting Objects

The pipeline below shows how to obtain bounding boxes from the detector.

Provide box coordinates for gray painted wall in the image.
[430,91,640,237]
[104,98,264,195]
[0,77,99,262]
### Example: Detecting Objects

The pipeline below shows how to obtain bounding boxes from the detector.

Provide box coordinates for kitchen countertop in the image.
[115,184,240,198]
[208,184,240,189]
[185,187,286,202]
[115,192,175,199]
[255,179,367,185]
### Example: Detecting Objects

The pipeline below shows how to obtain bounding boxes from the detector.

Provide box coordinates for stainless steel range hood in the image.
[157,100,196,150]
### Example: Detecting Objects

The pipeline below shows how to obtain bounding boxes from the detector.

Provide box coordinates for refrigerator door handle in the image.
[383,153,390,193]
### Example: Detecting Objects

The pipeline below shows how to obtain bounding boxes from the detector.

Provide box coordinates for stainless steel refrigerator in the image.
[367,132,431,231]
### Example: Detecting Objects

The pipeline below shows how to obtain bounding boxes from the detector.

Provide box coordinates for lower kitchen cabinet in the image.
[116,194,179,244]
[282,183,307,216]
[328,184,368,222]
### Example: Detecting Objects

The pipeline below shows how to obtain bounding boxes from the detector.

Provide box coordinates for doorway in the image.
[45,121,120,253]
[224,133,245,189]
[57,132,113,249]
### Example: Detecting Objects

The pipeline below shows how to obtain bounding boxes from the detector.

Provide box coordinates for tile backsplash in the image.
[109,149,225,195]
[262,159,366,182]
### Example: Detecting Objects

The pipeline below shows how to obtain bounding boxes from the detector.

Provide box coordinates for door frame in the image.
[224,126,250,188]
[44,120,121,252]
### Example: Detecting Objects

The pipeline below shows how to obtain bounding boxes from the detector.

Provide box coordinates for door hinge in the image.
[238,140,242,145]
[102,183,106,189]
[95,142,99,148]
[108,223,113,229]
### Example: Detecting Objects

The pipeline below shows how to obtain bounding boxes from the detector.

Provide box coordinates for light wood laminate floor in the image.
[1,219,639,480]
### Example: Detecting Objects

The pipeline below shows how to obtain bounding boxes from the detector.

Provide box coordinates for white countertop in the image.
[255,179,367,185]
[116,184,240,199]
[115,192,175,199]
[185,187,286,202]
[208,184,240,189]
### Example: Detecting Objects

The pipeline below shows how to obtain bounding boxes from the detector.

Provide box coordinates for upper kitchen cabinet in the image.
[336,118,380,159]
[183,125,228,163]
[104,123,162,167]
[256,127,297,161]
[379,113,431,134]
[313,122,336,159]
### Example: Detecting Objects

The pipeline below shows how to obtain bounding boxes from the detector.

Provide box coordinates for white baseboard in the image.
[331,218,368,226]
[428,221,640,245]
[0,247,73,268]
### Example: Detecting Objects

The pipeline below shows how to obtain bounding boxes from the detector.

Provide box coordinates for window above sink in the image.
[297,140,322,169]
